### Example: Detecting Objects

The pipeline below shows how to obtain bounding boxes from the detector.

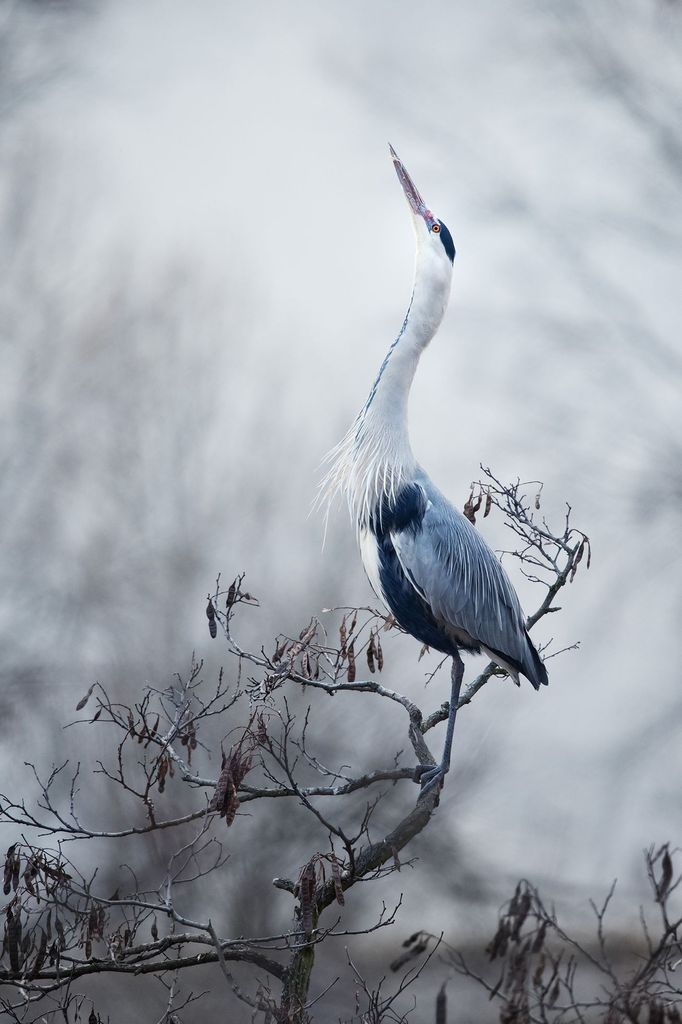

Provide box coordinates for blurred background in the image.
[1,0,680,1019]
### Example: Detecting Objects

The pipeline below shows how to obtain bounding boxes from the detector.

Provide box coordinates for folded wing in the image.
[389,480,548,689]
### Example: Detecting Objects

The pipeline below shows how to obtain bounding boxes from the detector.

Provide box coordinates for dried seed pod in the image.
[346,640,356,682]
[366,633,376,674]
[658,847,673,901]
[289,620,317,661]
[435,982,447,1024]
[224,774,240,826]
[510,888,531,940]
[209,742,253,827]
[484,493,492,517]
[7,907,21,973]
[299,861,316,936]
[157,756,168,794]
[3,845,16,896]
[23,859,38,897]
[376,633,384,671]
[206,598,217,638]
[390,947,420,971]
[208,764,238,825]
[400,941,427,966]
[31,927,48,978]
[339,619,347,658]
[486,919,510,961]
[463,489,482,524]
[569,539,584,582]
[151,917,158,941]
[209,763,230,811]
[76,684,95,711]
[547,978,561,1008]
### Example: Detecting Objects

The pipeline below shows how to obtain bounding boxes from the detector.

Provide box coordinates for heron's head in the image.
[389,144,455,266]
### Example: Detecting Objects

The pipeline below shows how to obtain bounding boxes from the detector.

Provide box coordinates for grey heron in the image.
[321,145,548,798]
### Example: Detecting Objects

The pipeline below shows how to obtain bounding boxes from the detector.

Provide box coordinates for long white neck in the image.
[320,242,453,530]
[362,245,452,454]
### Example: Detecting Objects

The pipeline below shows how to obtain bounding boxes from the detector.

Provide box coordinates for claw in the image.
[415,763,446,800]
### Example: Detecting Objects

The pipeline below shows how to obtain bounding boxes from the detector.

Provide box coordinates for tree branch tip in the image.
[273,877,296,894]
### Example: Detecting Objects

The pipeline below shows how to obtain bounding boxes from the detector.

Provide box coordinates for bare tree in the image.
[0,473,588,1022]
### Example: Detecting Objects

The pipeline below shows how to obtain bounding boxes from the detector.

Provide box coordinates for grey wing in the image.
[390,483,547,688]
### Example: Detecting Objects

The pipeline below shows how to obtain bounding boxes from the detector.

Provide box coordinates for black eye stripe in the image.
[437,220,456,263]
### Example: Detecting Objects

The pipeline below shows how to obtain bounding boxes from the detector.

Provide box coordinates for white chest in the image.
[359,527,386,606]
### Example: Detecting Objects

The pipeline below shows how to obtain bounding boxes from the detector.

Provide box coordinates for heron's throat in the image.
[319,250,452,531]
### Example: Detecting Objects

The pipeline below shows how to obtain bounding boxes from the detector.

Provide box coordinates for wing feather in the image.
[389,478,546,687]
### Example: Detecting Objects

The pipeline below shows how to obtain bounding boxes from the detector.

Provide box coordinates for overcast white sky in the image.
[1,1,681,1015]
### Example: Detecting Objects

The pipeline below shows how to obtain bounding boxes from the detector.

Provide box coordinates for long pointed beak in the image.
[389,144,437,229]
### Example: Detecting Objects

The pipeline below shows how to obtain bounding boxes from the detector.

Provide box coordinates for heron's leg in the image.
[416,649,464,798]
[440,649,464,774]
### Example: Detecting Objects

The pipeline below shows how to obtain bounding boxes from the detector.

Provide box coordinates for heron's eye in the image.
[431,223,441,233]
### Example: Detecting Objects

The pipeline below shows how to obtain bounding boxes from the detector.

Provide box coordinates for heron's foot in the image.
[414,762,446,799]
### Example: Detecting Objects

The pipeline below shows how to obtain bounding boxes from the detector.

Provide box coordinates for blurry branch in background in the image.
[559,1,682,186]
[0,474,588,1023]
[405,843,681,1024]
[341,940,444,1024]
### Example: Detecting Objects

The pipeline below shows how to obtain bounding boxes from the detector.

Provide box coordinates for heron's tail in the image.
[523,633,549,690]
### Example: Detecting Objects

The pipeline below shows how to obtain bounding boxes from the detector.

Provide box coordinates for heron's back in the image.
[361,471,548,690]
